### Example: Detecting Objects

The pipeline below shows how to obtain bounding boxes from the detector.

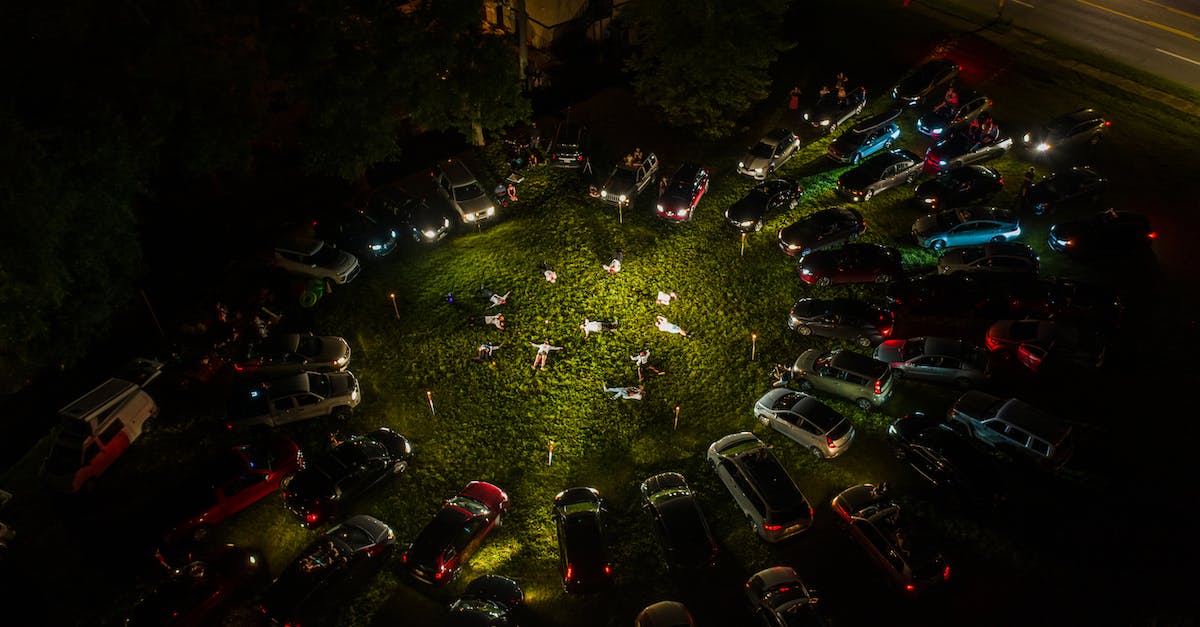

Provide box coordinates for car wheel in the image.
[799,380,814,392]
[875,273,891,283]
[990,235,1006,243]
[954,377,973,389]
[816,276,832,287]
[392,460,407,474]
[864,189,875,201]
[856,398,873,410]
[931,239,947,251]
[1088,133,1102,145]
[796,325,812,336]
[856,336,873,348]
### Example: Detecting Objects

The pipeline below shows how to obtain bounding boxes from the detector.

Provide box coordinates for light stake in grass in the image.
[674,404,681,430]
[741,231,747,256]
[426,390,435,414]
[751,333,757,361]
[389,293,400,319]
[548,440,554,465]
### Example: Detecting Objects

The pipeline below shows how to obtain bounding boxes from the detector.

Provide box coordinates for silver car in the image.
[227,371,360,429]
[912,206,1021,251]
[752,388,855,459]
[433,158,496,224]
[273,237,361,284]
[737,129,801,180]
[937,242,1040,275]
[873,337,990,388]
[706,432,813,543]
[948,391,1074,467]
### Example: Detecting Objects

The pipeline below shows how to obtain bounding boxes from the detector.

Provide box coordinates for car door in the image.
[771,411,803,444]
[219,472,271,518]
[294,393,324,420]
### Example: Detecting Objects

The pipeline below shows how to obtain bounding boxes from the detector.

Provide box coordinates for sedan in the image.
[826,110,902,164]
[738,129,801,180]
[233,333,351,379]
[725,178,802,232]
[1048,209,1155,256]
[639,472,720,572]
[1006,275,1124,329]
[787,297,894,347]
[985,319,1106,372]
[836,149,923,202]
[315,206,399,259]
[873,337,990,388]
[656,162,710,222]
[1021,107,1109,155]
[923,130,1013,173]
[915,91,991,138]
[891,58,960,107]
[366,186,453,244]
[912,206,1021,250]
[283,428,412,528]
[936,241,1040,276]
[162,434,304,545]
[259,514,396,626]
[778,207,866,257]
[447,575,524,626]
[913,165,1004,210]
[752,389,855,459]
[831,484,950,595]
[886,412,1011,509]
[803,86,867,133]
[555,486,615,593]
[123,544,265,627]
[1021,166,1108,216]
[745,566,826,627]
[798,243,902,286]
[402,481,509,586]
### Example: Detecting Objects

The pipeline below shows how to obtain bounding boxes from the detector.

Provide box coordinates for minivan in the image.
[791,348,894,410]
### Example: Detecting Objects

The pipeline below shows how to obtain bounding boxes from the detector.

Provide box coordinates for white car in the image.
[752,388,855,459]
[273,237,361,284]
[433,158,496,224]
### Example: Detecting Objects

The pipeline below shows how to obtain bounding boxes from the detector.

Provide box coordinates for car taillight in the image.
[604,564,613,575]
[763,523,782,531]
[874,379,883,395]
[997,178,1004,184]
[826,435,836,449]
[401,552,408,563]
[906,584,916,592]
[434,569,445,580]
[550,154,557,161]
[233,363,244,371]
[1147,232,1157,239]
[565,564,573,580]
[943,565,951,580]
[986,336,1001,351]
[577,155,584,161]
[1104,120,1111,127]
[305,512,319,525]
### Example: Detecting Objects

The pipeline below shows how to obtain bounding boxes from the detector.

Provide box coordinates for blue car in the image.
[911,206,1021,250]
[826,109,903,164]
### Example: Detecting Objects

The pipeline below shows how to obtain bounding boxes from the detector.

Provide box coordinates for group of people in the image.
[623,147,644,167]
[813,71,851,107]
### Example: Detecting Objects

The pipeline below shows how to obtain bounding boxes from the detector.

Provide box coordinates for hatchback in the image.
[826,110,901,164]
[738,129,801,180]
[752,389,855,459]
[554,486,615,592]
[639,472,720,572]
[745,566,826,627]
[655,162,710,222]
[707,432,814,543]
[790,349,894,409]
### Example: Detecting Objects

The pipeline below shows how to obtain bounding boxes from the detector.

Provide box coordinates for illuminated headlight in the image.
[443,218,450,228]
[738,161,745,169]
[800,268,813,275]
[938,160,947,166]
[350,388,360,402]
[656,204,664,212]
[600,190,608,198]
[923,198,934,203]
[891,87,898,98]
[887,424,897,435]
[787,244,801,251]
[334,355,348,367]
[464,213,476,222]
[618,194,627,202]
[486,207,495,216]
[1022,133,1031,143]
[676,209,689,217]
[930,127,943,135]
[820,119,831,126]
[804,113,810,120]
[390,230,397,238]
[738,220,754,227]
[1036,143,1051,152]
[370,244,383,251]
[753,168,763,175]
[422,230,438,239]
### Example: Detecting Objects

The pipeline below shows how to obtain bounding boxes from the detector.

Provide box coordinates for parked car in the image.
[798,243,902,286]
[548,121,590,168]
[1005,275,1124,329]
[725,178,802,232]
[402,481,509,586]
[915,90,991,138]
[1021,108,1109,155]
[837,149,923,202]
[738,129,802,180]
[1048,209,1155,256]
[259,515,395,626]
[636,601,695,627]
[433,158,497,224]
[936,241,1040,276]
[639,472,720,572]
[745,566,826,627]
[985,319,1106,372]
[601,153,660,206]
[313,206,399,259]
[873,337,990,388]
[913,165,1004,210]
[707,432,814,543]
[1021,166,1107,216]
[233,333,351,379]
[891,58,960,106]
[656,162,710,222]
[283,428,412,528]
[123,544,264,627]
[787,297,894,347]
[790,348,894,409]
[778,207,866,257]
[803,86,868,133]
[827,109,902,164]
[447,575,524,626]
[273,237,361,285]
[226,370,360,430]
[366,186,452,243]
[886,412,1011,508]
[912,206,1021,250]
[554,486,615,593]
[884,273,991,317]
[948,391,1074,467]
[831,483,950,594]
[752,389,855,459]
[162,434,304,545]
[923,130,1013,172]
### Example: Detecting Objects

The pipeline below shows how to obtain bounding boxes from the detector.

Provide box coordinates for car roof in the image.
[994,398,1071,440]
[437,159,478,186]
[763,128,794,144]
[830,349,889,377]
[275,237,325,256]
[849,109,903,133]
[1061,108,1103,123]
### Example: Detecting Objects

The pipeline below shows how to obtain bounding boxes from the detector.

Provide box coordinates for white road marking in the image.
[1156,47,1200,65]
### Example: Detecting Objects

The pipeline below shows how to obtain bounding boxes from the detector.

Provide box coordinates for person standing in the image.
[530,340,563,370]
[788,85,801,111]
[529,121,541,151]
[1017,166,1037,210]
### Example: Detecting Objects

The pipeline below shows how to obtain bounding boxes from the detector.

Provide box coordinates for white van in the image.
[40,358,163,492]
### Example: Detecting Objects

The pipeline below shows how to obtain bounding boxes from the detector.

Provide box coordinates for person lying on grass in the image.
[580,318,618,338]
[478,287,510,308]
[604,385,644,400]
[630,349,666,381]
[655,315,688,337]
[530,340,562,370]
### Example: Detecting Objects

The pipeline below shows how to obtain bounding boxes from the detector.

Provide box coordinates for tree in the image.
[621,0,794,139]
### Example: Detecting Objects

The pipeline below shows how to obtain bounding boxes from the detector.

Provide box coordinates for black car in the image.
[886,412,1010,509]
[787,297,895,347]
[447,575,524,626]
[778,207,866,257]
[1006,275,1124,329]
[655,162,710,222]
[827,109,903,164]
[366,186,453,244]
[797,243,903,287]
[548,121,590,168]
[123,544,265,627]
[314,206,399,259]
[1021,108,1109,156]
[1022,166,1108,216]
[837,149,923,202]
[892,58,960,107]
[725,178,802,232]
[914,165,1004,210]
[803,86,867,133]
[885,272,1033,320]
[554,487,615,593]
[259,515,396,626]
[639,472,720,573]
[282,428,412,528]
[1048,210,1155,255]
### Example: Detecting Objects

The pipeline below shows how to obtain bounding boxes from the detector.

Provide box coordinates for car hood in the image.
[604,178,637,196]
[457,194,494,215]
[726,193,767,222]
[739,154,770,171]
[828,134,862,156]
[327,250,359,275]
[872,341,904,364]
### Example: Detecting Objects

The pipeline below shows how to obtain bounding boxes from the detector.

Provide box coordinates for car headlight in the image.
[800,268,813,275]
[443,218,450,228]
[1022,133,1031,143]
[738,161,745,169]
[619,194,627,202]
[930,127,943,135]
[938,160,947,166]
[738,220,753,227]
[804,113,810,120]
[788,244,801,250]
[656,204,664,212]
[422,229,438,239]
[390,230,397,238]
[677,209,688,217]
[464,213,476,222]
[370,244,383,251]
[486,207,494,216]
[600,190,608,197]
[754,167,763,174]
[350,388,360,401]
[820,119,830,126]
[335,355,348,366]
[1036,143,1051,152]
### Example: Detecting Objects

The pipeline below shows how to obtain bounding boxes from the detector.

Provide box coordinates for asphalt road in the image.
[953,0,1200,88]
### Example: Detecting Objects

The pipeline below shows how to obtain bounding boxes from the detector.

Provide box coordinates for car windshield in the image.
[453,182,485,202]
[750,142,774,158]
[901,338,927,360]
[305,372,330,397]
[1044,119,1074,136]
[448,495,490,516]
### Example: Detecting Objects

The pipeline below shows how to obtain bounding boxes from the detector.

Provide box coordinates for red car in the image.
[798,243,903,286]
[402,481,509,586]
[655,162,709,222]
[163,435,304,545]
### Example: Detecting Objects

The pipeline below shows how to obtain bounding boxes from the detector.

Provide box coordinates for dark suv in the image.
[787,298,894,347]
[548,122,590,169]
